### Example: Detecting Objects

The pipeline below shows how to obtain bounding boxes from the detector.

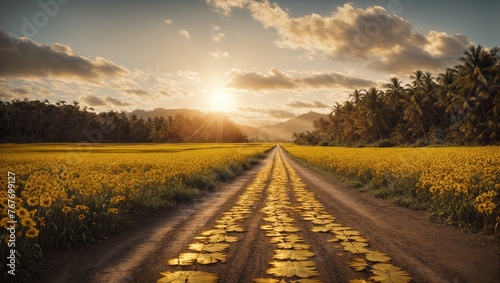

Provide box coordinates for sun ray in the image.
[210,89,236,112]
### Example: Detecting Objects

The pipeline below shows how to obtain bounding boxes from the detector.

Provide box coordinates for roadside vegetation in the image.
[283,144,499,233]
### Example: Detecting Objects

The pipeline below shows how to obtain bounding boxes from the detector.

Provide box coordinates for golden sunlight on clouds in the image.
[0,32,128,83]
[208,50,230,59]
[226,68,375,91]
[178,28,191,39]
[210,25,225,42]
[243,2,471,74]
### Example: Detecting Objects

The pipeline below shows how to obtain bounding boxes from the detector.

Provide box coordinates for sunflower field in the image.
[0,143,273,279]
[282,144,500,232]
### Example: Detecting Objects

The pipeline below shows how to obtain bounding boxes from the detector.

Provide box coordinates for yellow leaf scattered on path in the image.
[158,271,218,283]
[188,242,229,253]
[371,263,412,283]
[266,260,319,278]
[348,258,368,271]
[341,241,369,254]
[273,249,315,260]
[365,251,391,263]
[196,252,227,264]
[167,253,198,266]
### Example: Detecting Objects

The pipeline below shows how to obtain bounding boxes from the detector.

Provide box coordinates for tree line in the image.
[0,100,248,143]
[293,45,500,146]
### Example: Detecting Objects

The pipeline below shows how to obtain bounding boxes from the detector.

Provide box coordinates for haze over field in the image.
[0,0,498,126]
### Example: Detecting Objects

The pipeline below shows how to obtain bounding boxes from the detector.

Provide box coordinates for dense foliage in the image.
[293,45,500,146]
[0,100,248,143]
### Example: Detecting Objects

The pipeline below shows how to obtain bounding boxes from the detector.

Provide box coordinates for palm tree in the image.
[401,88,437,140]
[410,70,425,90]
[361,87,392,140]
[421,72,436,95]
[454,45,499,143]
[384,77,405,114]
[339,101,358,143]
[458,45,496,74]
[436,68,458,87]
[349,89,365,105]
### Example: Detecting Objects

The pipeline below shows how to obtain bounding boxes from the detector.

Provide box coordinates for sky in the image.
[0,0,499,126]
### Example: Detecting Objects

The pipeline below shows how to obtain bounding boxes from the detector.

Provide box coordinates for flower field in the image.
[0,143,273,278]
[282,144,500,231]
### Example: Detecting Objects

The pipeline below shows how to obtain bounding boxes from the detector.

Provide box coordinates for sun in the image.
[209,89,236,112]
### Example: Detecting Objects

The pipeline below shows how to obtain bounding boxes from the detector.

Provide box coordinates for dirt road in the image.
[39,146,499,283]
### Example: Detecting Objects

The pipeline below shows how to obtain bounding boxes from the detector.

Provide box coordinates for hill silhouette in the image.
[129,108,327,141]
[239,112,327,141]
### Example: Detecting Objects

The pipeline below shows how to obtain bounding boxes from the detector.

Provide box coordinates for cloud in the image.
[178,29,191,39]
[287,100,330,109]
[80,95,133,107]
[154,88,189,98]
[0,31,128,82]
[108,69,194,99]
[0,80,54,101]
[80,94,106,106]
[0,90,16,100]
[163,19,173,25]
[152,77,192,98]
[208,50,230,59]
[177,70,202,84]
[226,68,374,91]
[239,107,296,119]
[205,0,249,16]
[124,88,150,97]
[244,2,471,74]
[227,68,295,90]
[104,96,133,106]
[210,25,225,42]
[299,71,374,89]
[15,85,51,96]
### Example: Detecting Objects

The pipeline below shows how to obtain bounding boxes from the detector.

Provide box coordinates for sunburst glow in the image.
[210,90,236,112]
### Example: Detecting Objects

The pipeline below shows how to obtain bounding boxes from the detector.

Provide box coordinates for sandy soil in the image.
[37,146,499,283]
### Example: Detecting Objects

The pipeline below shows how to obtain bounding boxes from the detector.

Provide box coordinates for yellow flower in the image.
[0,217,9,229]
[25,227,40,238]
[78,214,85,220]
[62,206,72,214]
[21,218,36,227]
[0,198,8,208]
[37,217,45,226]
[27,197,38,206]
[16,207,30,219]
[108,208,119,214]
[76,205,89,213]
[40,197,52,208]
[110,196,121,205]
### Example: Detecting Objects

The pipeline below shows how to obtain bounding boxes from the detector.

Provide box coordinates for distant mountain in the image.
[240,111,328,141]
[128,108,327,142]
